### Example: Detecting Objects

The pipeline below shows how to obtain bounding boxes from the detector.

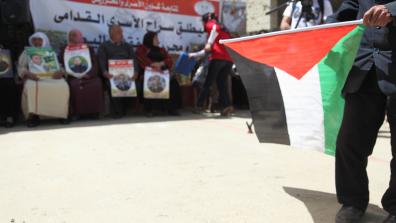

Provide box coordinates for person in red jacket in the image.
[196,12,234,116]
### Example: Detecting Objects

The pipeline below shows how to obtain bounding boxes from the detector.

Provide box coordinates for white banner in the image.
[30,0,220,52]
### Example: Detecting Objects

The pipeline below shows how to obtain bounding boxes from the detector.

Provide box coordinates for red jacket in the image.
[205,20,233,62]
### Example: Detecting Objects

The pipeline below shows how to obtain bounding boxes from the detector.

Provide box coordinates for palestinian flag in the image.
[221,21,365,155]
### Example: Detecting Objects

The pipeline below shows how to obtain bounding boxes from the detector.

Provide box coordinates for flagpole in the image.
[220,20,364,44]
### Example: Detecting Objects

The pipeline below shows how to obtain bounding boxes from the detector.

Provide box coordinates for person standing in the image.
[280,0,333,30]
[326,1,396,222]
[196,12,234,116]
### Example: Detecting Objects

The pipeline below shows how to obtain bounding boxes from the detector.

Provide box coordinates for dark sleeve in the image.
[128,44,139,74]
[97,43,108,74]
[161,48,173,70]
[87,47,99,78]
[58,46,66,67]
[136,45,152,69]
[326,0,359,23]
[385,2,396,26]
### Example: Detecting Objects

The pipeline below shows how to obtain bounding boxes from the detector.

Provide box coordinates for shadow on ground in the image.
[0,110,252,135]
[284,187,388,223]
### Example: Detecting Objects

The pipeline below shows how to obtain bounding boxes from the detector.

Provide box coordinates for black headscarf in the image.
[201,12,228,33]
[143,31,159,50]
[201,12,218,24]
[142,31,164,62]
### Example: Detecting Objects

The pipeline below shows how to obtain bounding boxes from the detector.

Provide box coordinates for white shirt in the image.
[283,0,333,29]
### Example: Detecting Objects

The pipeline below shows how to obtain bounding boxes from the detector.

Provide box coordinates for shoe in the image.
[335,206,364,223]
[384,214,396,223]
[192,107,205,114]
[59,118,70,125]
[5,117,15,128]
[90,113,101,120]
[220,106,234,116]
[112,113,123,119]
[26,116,40,128]
[168,110,180,116]
[145,111,154,118]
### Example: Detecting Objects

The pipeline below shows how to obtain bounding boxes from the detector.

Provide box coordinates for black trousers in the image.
[336,68,396,214]
[197,59,233,108]
[0,78,18,119]
[105,80,135,117]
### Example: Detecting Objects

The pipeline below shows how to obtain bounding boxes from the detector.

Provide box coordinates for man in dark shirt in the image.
[327,1,396,222]
[98,25,138,118]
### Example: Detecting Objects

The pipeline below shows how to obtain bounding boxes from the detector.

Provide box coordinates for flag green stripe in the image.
[318,25,365,155]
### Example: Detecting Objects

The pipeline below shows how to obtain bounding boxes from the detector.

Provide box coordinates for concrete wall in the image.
[246,0,278,33]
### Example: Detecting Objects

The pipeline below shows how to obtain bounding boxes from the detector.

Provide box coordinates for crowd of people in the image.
[0,12,235,128]
[4,2,396,222]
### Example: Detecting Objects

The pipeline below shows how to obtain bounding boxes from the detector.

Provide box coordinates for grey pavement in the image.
[0,110,392,223]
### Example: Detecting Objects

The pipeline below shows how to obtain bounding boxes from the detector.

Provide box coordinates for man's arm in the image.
[280,5,292,30]
[363,3,395,27]
[97,44,108,74]
[280,16,292,30]
[323,0,334,21]
[326,0,358,23]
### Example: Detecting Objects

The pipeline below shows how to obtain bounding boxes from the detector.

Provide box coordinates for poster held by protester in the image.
[175,52,197,76]
[144,67,170,99]
[109,59,137,97]
[26,47,60,78]
[64,44,92,78]
[0,49,13,77]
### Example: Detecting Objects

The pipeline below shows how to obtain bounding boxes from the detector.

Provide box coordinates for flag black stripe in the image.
[227,48,290,145]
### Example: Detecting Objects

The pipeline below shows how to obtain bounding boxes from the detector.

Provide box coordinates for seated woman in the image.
[0,47,18,128]
[18,32,70,127]
[59,29,104,119]
[136,31,181,117]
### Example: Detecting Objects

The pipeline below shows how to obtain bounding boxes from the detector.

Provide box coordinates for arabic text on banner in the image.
[30,0,220,52]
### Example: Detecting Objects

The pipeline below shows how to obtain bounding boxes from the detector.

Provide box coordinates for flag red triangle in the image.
[224,25,358,79]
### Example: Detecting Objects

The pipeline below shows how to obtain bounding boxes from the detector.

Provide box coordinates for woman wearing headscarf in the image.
[17,32,70,127]
[59,29,104,119]
[136,31,181,117]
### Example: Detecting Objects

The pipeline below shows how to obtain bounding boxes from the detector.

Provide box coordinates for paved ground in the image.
[0,110,392,223]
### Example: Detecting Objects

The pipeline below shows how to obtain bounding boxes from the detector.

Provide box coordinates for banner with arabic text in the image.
[30,0,220,52]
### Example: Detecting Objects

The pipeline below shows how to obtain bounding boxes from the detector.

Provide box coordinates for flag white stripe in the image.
[275,66,325,152]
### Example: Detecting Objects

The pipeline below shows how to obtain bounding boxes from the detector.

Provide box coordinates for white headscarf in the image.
[28,32,51,48]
